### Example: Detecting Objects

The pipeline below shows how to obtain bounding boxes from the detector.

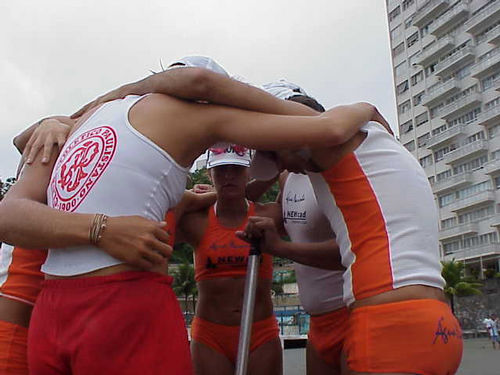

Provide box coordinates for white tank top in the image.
[282,173,344,315]
[308,122,445,306]
[44,95,189,276]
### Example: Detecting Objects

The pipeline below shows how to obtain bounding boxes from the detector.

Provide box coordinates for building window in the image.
[443,241,460,255]
[402,0,415,11]
[404,140,415,152]
[401,120,413,134]
[413,91,425,106]
[439,192,454,207]
[425,62,437,77]
[404,16,414,29]
[434,145,456,162]
[397,80,409,95]
[419,154,433,168]
[441,217,457,230]
[406,32,419,49]
[458,206,494,224]
[389,6,401,22]
[398,100,411,115]
[411,71,424,86]
[393,42,405,57]
[432,124,448,136]
[453,155,488,174]
[491,150,500,160]
[464,131,484,145]
[485,98,500,111]
[391,24,402,41]
[428,176,435,185]
[418,133,430,147]
[437,170,452,182]
[489,123,500,139]
[456,181,491,200]
[420,20,433,38]
[447,107,481,127]
[482,72,499,91]
[416,111,429,127]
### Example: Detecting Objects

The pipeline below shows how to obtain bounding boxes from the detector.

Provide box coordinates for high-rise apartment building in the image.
[386,0,500,278]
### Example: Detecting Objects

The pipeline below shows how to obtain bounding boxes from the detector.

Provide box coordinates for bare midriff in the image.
[196,277,274,326]
[45,262,169,279]
[350,284,447,310]
[0,296,33,328]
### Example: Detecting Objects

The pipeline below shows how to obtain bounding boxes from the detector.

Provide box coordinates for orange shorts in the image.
[191,315,279,363]
[344,299,463,375]
[308,307,349,368]
[0,320,28,375]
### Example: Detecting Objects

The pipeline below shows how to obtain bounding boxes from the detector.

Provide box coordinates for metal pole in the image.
[235,240,261,375]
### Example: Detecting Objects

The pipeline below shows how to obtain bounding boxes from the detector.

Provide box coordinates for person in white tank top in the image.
[242,81,463,374]
[243,84,348,375]
[0,59,381,375]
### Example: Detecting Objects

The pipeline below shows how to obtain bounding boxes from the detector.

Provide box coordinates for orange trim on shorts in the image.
[308,307,349,368]
[191,315,279,363]
[322,153,394,300]
[344,299,463,375]
[0,320,28,375]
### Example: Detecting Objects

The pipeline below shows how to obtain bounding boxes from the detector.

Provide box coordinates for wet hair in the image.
[287,94,325,113]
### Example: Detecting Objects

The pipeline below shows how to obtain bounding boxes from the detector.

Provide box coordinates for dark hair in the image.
[287,95,325,113]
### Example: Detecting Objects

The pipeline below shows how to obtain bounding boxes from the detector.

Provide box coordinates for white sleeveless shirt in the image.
[282,173,344,315]
[308,122,445,306]
[44,95,188,276]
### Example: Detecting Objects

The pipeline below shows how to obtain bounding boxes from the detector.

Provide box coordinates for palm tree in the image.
[172,261,197,313]
[441,259,483,313]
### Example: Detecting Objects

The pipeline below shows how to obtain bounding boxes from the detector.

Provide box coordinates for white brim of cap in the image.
[249,151,280,181]
[207,159,250,169]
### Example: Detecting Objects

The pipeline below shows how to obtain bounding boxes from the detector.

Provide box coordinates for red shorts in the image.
[191,315,279,363]
[0,320,28,375]
[308,307,349,368]
[344,299,463,375]
[28,271,192,375]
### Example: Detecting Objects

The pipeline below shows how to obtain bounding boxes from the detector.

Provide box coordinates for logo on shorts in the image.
[433,317,462,344]
[50,126,117,212]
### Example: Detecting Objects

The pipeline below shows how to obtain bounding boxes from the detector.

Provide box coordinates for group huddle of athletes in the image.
[0,56,463,375]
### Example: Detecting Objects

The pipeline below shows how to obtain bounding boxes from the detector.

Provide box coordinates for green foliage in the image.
[441,259,483,298]
[257,181,280,203]
[0,177,16,201]
[172,261,197,312]
[171,242,194,264]
[187,168,211,189]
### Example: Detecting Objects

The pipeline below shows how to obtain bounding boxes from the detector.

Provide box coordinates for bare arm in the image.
[236,216,342,270]
[0,152,171,269]
[72,68,316,118]
[246,175,280,202]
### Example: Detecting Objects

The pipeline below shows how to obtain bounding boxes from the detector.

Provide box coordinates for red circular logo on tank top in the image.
[50,126,117,212]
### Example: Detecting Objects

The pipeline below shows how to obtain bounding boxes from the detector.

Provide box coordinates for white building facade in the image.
[386,0,500,278]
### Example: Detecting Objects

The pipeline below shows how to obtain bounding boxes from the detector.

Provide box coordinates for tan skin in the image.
[176,164,282,375]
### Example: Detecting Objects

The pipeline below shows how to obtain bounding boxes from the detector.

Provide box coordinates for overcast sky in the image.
[0,0,396,179]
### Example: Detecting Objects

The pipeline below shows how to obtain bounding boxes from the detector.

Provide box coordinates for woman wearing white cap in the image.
[174,145,281,375]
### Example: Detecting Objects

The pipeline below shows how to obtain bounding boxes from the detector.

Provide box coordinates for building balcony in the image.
[484,158,500,175]
[439,222,478,241]
[422,78,461,106]
[447,189,495,212]
[471,48,500,78]
[434,46,475,77]
[430,3,469,37]
[438,93,482,120]
[443,242,500,262]
[489,214,500,227]
[427,124,466,149]
[465,0,500,35]
[432,171,473,194]
[486,25,500,45]
[478,105,500,127]
[412,0,450,28]
[416,36,455,66]
[444,139,488,164]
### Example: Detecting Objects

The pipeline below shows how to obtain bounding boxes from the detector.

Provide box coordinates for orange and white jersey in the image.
[0,243,47,305]
[308,122,445,306]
